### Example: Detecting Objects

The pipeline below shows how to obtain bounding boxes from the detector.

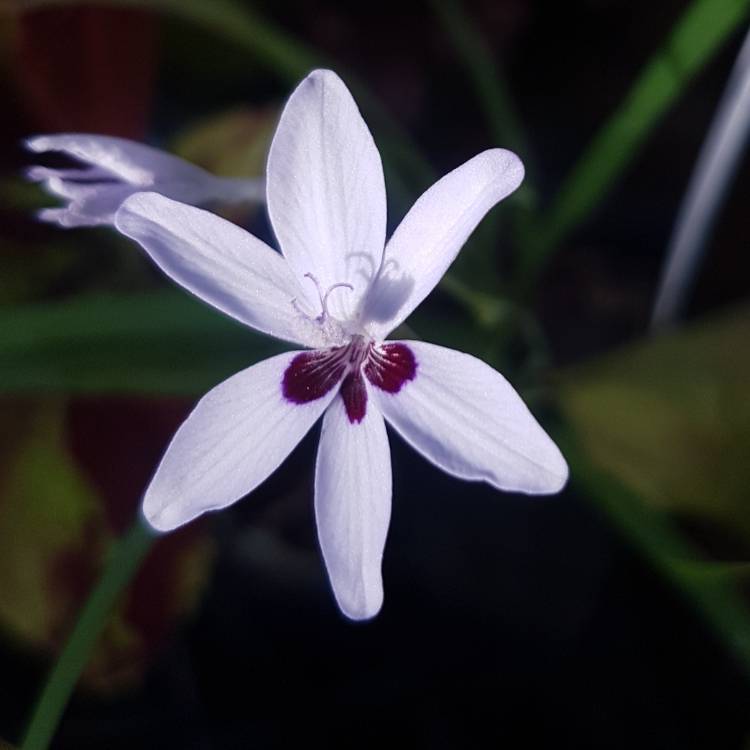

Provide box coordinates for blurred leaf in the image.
[171,106,277,179]
[558,427,750,676]
[0,399,103,645]
[0,398,213,691]
[0,291,285,395]
[0,242,82,306]
[557,301,750,550]
[517,0,750,291]
[428,0,530,159]
[428,0,536,289]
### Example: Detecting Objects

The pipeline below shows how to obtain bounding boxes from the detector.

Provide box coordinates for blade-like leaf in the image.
[0,292,285,394]
[517,0,750,291]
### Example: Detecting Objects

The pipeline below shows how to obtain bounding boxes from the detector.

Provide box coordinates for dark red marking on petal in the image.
[340,371,368,424]
[364,343,417,393]
[282,349,347,404]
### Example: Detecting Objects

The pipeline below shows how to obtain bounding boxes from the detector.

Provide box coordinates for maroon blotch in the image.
[340,371,368,423]
[364,343,417,393]
[282,349,347,404]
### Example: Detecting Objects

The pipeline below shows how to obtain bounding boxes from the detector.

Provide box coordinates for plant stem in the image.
[21,517,155,750]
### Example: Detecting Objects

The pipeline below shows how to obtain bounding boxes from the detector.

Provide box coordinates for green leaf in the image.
[557,302,750,545]
[556,302,750,672]
[0,292,285,395]
[171,106,277,180]
[0,399,104,646]
[517,0,750,291]
[558,427,750,677]
[0,398,212,734]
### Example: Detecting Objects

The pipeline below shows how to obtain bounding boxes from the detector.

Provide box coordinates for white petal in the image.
[361,150,524,338]
[26,133,220,185]
[371,341,568,494]
[266,69,387,321]
[144,351,336,531]
[115,192,321,347]
[25,133,263,226]
[315,390,392,620]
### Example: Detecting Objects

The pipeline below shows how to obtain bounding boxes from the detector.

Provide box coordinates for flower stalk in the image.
[22,517,154,750]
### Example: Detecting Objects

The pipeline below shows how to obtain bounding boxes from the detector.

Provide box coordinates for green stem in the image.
[21,518,155,750]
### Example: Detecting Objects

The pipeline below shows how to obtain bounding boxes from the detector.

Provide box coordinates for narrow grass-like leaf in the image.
[428,0,530,158]
[517,0,750,292]
[428,0,535,286]
[0,292,284,395]
[651,27,750,329]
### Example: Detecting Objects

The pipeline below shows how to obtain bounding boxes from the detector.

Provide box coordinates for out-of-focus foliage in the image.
[516,0,750,292]
[558,302,750,553]
[172,106,277,180]
[0,292,283,395]
[557,304,750,670]
[0,398,214,691]
[3,0,750,743]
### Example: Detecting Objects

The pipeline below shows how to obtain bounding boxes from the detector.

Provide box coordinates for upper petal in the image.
[361,149,524,338]
[370,341,568,494]
[266,69,387,321]
[115,192,320,347]
[144,351,337,531]
[26,134,264,227]
[315,388,392,620]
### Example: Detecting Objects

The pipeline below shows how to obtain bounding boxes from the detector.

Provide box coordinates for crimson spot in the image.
[340,371,368,423]
[364,343,417,393]
[282,349,347,404]
[282,341,417,425]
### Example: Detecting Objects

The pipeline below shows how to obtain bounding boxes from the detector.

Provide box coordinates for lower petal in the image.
[371,341,568,494]
[315,391,392,620]
[144,351,336,531]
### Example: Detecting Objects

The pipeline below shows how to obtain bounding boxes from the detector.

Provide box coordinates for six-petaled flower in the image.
[47,69,567,620]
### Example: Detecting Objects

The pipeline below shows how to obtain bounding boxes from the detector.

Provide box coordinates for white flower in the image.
[25,134,264,228]
[112,69,568,620]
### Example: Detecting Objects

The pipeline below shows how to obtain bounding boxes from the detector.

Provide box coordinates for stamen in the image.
[296,273,354,322]
[303,272,326,311]
[322,282,354,315]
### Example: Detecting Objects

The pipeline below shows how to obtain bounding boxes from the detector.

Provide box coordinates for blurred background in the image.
[1,0,750,747]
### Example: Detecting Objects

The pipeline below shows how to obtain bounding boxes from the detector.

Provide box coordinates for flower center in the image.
[282,337,417,424]
[292,273,356,347]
